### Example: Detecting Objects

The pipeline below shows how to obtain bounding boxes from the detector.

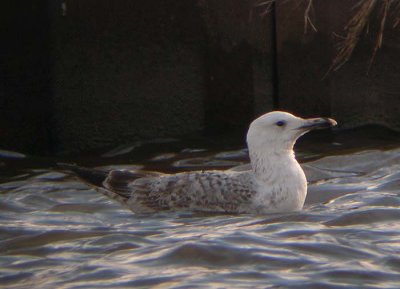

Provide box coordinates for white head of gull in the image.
[61,111,337,214]
[246,111,336,212]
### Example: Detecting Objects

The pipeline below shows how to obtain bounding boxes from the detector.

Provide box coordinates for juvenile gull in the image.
[61,111,336,214]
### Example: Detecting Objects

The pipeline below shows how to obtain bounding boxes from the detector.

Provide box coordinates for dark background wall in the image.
[1,0,399,154]
[1,0,54,153]
[50,0,208,153]
[1,0,273,154]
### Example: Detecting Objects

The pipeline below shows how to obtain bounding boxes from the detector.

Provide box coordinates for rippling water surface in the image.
[1,130,400,288]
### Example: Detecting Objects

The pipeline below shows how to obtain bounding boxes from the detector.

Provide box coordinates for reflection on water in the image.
[1,129,400,288]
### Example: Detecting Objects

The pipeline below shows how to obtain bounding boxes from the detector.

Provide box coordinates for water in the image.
[1,129,400,289]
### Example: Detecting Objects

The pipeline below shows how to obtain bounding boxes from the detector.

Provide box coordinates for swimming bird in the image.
[60,111,336,214]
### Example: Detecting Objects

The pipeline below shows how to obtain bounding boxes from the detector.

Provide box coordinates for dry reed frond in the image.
[255,0,274,16]
[395,17,400,27]
[368,0,392,71]
[327,0,400,76]
[255,0,400,75]
[393,0,400,27]
[326,0,378,75]
[304,0,317,33]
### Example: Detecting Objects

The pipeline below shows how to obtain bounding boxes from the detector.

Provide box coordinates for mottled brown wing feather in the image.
[127,171,256,213]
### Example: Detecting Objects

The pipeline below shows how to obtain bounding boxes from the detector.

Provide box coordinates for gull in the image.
[60,111,336,214]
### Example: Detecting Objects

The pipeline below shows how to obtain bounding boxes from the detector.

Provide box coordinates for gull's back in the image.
[104,169,257,213]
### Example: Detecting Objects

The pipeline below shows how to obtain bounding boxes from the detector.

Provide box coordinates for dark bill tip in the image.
[298,117,337,130]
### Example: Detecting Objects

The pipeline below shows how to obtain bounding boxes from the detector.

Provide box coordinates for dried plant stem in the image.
[326,0,378,75]
[393,0,400,26]
[256,0,274,16]
[368,0,392,72]
[304,0,317,33]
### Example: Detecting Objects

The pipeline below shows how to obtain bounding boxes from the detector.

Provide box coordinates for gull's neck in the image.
[249,146,307,212]
[249,147,299,183]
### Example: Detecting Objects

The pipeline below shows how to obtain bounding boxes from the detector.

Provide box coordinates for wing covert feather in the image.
[127,171,256,213]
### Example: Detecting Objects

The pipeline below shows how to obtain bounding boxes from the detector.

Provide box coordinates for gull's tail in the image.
[57,163,129,204]
[57,163,108,187]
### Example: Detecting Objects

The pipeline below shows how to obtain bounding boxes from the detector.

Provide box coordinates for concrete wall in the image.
[1,0,54,153]
[50,0,207,152]
[48,0,274,153]
[200,0,274,132]
[1,0,274,154]
[2,0,400,154]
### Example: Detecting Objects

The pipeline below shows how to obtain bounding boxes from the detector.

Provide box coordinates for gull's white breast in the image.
[250,152,307,213]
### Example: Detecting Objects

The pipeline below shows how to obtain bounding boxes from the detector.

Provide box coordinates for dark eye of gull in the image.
[275,120,286,127]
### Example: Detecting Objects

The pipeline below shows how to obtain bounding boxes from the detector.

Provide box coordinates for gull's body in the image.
[62,111,336,214]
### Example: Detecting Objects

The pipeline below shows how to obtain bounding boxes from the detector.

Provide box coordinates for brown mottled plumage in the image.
[106,170,256,213]
[60,164,257,213]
